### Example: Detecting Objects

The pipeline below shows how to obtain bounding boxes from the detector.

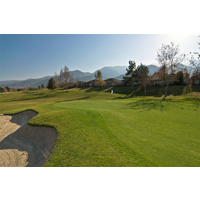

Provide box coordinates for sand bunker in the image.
[0,110,57,167]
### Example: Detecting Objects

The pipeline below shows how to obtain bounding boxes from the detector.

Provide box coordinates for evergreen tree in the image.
[41,83,45,89]
[47,78,56,91]
[137,64,149,96]
[123,60,137,86]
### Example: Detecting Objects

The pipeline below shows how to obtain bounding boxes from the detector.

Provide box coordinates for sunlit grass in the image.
[0,87,200,166]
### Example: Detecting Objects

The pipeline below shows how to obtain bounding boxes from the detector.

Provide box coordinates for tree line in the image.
[123,37,200,97]
[47,66,106,91]
[2,36,199,95]
[47,36,200,95]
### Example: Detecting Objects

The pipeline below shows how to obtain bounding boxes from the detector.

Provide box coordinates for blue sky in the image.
[0,34,199,80]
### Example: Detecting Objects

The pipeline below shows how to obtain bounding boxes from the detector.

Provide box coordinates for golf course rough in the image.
[0,110,57,167]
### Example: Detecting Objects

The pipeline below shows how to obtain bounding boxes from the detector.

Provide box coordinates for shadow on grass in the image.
[125,99,166,111]
[84,87,106,93]
[55,96,90,103]
[193,98,200,111]
[11,93,57,102]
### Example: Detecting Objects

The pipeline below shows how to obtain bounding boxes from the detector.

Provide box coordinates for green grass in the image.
[0,87,200,166]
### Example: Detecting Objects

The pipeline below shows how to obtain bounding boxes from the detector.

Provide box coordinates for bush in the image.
[183,85,192,95]
[1,87,8,93]
[29,87,36,91]
[157,89,163,97]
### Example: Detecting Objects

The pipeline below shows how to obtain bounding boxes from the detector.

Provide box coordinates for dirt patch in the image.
[191,92,200,96]
[0,110,57,167]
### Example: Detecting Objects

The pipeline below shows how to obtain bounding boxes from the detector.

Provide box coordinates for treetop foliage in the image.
[125,60,136,76]
[157,42,185,74]
[123,61,149,86]
[94,70,105,87]
[95,70,103,81]
[54,66,74,89]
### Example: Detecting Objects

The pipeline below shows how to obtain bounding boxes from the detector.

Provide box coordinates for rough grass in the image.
[0,87,200,166]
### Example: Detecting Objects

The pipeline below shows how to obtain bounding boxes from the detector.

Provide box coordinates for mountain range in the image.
[0,65,160,88]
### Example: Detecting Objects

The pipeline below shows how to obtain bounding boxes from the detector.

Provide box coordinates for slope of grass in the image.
[0,88,200,166]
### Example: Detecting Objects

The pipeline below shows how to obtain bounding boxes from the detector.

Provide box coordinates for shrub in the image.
[183,85,192,95]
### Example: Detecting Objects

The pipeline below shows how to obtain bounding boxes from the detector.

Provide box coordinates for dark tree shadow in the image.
[125,100,166,111]
[8,93,57,102]
[84,87,106,93]
[55,96,90,103]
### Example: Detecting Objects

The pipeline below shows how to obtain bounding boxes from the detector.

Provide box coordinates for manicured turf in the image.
[0,87,200,166]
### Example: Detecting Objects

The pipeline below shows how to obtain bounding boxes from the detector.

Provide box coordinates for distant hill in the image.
[114,74,124,80]
[0,65,161,88]
[0,76,52,88]
[71,66,127,81]
[0,80,21,86]
[113,65,161,80]
[71,65,160,81]
[147,65,160,75]
[70,70,92,80]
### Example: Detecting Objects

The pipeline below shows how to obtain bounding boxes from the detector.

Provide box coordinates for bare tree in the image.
[54,72,62,87]
[189,36,200,84]
[157,42,185,97]
[54,66,74,89]
[62,66,74,89]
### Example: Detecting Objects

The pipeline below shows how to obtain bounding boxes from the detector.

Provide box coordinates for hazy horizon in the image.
[0,64,158,81]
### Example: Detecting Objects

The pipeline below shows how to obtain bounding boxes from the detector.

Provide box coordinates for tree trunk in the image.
[165,81,170,97]
[144,85,146,96]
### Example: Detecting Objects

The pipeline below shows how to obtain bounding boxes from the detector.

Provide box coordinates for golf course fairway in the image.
[0,88,200,167]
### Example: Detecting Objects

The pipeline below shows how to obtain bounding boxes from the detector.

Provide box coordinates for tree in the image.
[176,71,184,85]
[10,87,17,92]
[191,67,200,84]
[47,78,56,91]
[123,60,137,86]
[61,66,74,89]
[75,78,80,88]
[54,66,74,89]
[94,70,105,88]
[157,42,185,97]
[54,72,62,87]
[137,64,149,96]
[189,36,200,68]
[1,87,8,93]
[41,83,45,89]
[6,86,10,92]
[189,36,200,84]
[95,70,102,80]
